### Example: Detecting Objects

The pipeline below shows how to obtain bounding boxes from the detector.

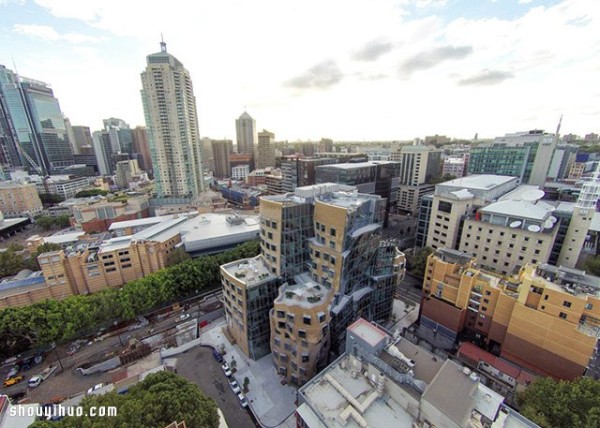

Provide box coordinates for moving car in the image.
[28,375,43,388]
[86,383,107,394]
[229,379,241,394]
[6,366,19,379]
[3,375,24,388]
[221,362,232,377]
[237,392,248,408]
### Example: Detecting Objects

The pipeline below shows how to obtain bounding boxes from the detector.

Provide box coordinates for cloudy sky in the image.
[1,0,598,141]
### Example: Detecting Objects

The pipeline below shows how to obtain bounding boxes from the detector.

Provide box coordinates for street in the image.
[397,273,424,305]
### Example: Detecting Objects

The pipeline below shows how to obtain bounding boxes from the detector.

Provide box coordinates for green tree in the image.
[408,247,434,278]
[427,173,457,185]
[55,214,72,228]
[74,189,109,198]
[517,377,600,428]
[167,247,191,266]
[38,193,65,206]
[0,240,261,358]
[583,255,600,276]
[0,247,24,278]
[35,216,55,231]
[29,371,219,428]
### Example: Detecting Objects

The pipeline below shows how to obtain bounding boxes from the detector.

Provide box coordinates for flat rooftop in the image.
[221,256,276,287]
[480,200,555,222]
[276,273,332,308]
[180,213,259,237]
[131,215,191,243]
[316,161,396,170]
[0,217,29,232]
[347,318,388,347]
[423,360,504,427]
[438,174,517,191]
[108,214,178,231]
[300,354,415,428]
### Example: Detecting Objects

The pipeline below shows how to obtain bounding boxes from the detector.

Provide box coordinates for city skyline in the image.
[1,0,598,141]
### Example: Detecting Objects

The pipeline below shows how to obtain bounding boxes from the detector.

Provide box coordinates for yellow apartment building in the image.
[421,247,600,379]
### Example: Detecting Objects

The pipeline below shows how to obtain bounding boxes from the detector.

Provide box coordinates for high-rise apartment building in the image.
[0,64,73,175]
[140,41,204,198]
[468,130,558,187]
[235,111,256,155]
[421,248,600,380]
[256,130,276,169]
[210,139,232,178]
[220,184,405,384]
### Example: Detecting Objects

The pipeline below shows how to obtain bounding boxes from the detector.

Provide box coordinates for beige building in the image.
[421,248,600,380]
[0,182,43,217]
[115,159,140,188]
[256,130,276,169]
[221,183,404,385]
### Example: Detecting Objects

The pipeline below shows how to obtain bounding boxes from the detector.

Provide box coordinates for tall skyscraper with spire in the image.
[140,40,204,198]
[235,111,256,155]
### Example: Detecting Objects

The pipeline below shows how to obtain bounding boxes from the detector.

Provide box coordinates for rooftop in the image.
[276,273,331,308]
[480,200,555,222]
[108,214,179,231]
[438,174,517,191]
[423,360,504,427]
[316,161,397,170]
[300,354,415,428]
[347,318,388,347]
[221,256,276,287]
[131,215,192,243]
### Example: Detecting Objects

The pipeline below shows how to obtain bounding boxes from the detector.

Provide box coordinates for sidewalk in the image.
[200,318,297,427]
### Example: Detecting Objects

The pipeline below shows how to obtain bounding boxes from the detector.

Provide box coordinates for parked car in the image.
[212,349,224,363]
[237,392,248,408]
[86,383,107,394]
[221,363,232,377]
[229,379,241,394]
[6,366,19,380]
[177,313,190,322]
[8,391,27,403]
[28,375,43,388]
[3,375,24,388]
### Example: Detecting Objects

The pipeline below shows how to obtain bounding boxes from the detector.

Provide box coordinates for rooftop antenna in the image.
[160,34,167,53]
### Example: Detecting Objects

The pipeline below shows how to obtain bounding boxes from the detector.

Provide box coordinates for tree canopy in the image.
[39,193,65,206]
[0,240,260,358]
[407,247,434,278]
[583,255,600,277]
[517,376,600,428]
[34,215,71,231]
[75,189,109,198]
[29,371,219,428]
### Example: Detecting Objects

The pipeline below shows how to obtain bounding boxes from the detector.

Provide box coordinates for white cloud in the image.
[519,0,534,4]
[0,0,595,140]
[12,24,105,43]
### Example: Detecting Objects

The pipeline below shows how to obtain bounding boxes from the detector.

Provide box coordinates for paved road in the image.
[397,273,424,304]
[177,347,255,428]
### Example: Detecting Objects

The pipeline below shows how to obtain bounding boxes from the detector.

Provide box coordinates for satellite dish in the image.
[521,189,545,202]
[544,219,553,229]
[528,225,541,232]
[549,216,557,223]
[509,221,522,228]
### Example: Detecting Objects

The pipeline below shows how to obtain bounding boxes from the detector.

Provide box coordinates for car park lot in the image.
[176,347,255,428]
